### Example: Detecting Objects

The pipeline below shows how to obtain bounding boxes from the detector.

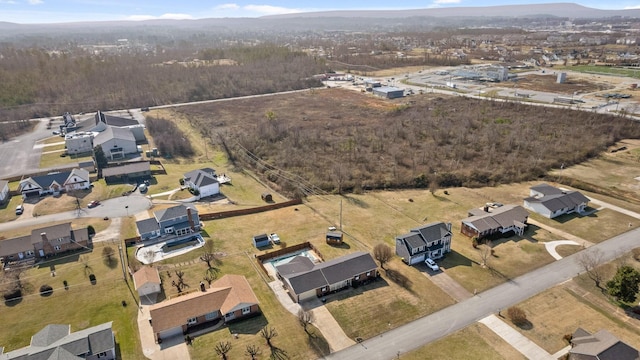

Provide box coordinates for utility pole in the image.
[118,245,127,282]
[339,199,343,231]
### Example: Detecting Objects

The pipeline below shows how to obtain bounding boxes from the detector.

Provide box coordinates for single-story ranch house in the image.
[460,204,528,240]
[183,168,219,198]
[569,327,639,360]
[0,322,115,360]
[523,183,589,219]
[149,274,259,342]
[396,222,452,265]
[19,168,90,198]
[276,251,378,303]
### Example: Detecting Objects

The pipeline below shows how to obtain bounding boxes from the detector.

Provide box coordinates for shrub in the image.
[3,288,22,302]
[507,306,528,327]
[633,248,640,262]
[472,237,479,249]
[39,284,53,296]
[63,280,69,290]
[563,333,573,343]
[87,225,95,237]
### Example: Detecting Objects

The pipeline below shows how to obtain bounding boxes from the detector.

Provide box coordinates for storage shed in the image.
[253,234,270,248]
[261,193,273,202]
[326,231,344,245]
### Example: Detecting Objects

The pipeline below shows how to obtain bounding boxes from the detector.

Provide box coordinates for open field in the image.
[495,73,613,94]
[562,65,640,79]
[0,242,144,359]
[401,323,526,360]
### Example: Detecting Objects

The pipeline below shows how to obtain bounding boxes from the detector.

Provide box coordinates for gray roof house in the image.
[461,204,528,240]
[0,222,90,263]
[183,168,219,199]
[136,204,200,241]
[524,183,589,219]
[396,222,452,265]
[0,322,115,360]
[276,251,378,303]
[93,110,146,142]
[93,126,138,161]
[569,328,639,360]
[19,169,90,198]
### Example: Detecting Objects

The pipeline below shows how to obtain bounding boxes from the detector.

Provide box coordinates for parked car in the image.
[15,204,24,215]
[139,184,147,193]
[269,233,281,244]
[52,130,60,135]
[425,258,440,271]
[88,200,100,208]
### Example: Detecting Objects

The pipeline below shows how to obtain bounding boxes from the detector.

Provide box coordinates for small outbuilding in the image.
[133,266,161,299]
[253,234,270,248]
[261,192,273,202]
[326,231,343,245]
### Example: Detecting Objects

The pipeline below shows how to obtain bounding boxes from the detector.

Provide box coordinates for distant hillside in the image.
[264,3,640,19]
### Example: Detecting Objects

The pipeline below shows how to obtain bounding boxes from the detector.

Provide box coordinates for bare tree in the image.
[80,255,93,277]
[143,249,155,265]
[373,243,393,269]
[245,344,261,359]
[577,249,605,289]
[479,240,493,268]
[172,270,189,293]
[199,239,218,269]
[214,341,232,360]
[260,326,278,348]
[297,309,315,335]
[203,267,219,285]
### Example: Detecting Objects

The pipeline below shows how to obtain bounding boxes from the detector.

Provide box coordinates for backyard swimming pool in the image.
[135,233,205,264]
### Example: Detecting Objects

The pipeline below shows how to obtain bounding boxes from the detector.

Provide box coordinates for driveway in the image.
[138,304,190,360]
[324,226,640,360]
[426,269,473,302]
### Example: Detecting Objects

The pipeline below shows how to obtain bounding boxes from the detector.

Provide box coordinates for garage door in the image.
[410,253,425,265]
[158,326,183,341]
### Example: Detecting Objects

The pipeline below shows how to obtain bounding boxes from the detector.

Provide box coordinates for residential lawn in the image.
[0,195,23,223]
[120,215,139,240]
[506,284,640,354]
[0,217,111,240]
[529,208,638,243]
[39,151,93,169]
[400,323,526,360]
[90,179,136,200]
[40,136,66,145]
[555,244,583,258]
[0,242,144,359]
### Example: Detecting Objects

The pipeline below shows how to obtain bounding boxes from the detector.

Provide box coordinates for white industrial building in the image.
[64,131,95,155]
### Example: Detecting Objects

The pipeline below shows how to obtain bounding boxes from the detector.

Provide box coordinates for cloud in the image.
[0,0,18,4]
[126,13,194,21]
[624,5,640,9]
[214,3,240,10]
[244,4,302,15]
[427,0,461,7]
[27,0,43,4]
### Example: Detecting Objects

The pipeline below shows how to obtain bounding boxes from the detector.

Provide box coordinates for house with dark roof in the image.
[0,222,90,264]
[395,222,452,265]
[19,169,90,198]
[0,321,115,360]
[133,266,162,299]
[149,274,260,342]
[135,204,200,241]
[276,251,378,303]
[93,110,145,142]
[524,183,589,219]
[569,328,639,360]
[0,180,9,204]
[102,161,151,184]
[183,168,219,198]
[460,204,528,240]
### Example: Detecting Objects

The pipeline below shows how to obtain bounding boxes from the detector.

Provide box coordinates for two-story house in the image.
[395,222,453,265]
[136,204,200,241]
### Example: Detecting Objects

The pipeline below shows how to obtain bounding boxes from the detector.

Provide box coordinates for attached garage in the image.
[157,326,183,341]
[409,253,425,265]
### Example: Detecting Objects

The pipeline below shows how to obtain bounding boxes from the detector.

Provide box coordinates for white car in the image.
[425,258,439,271]
[269,233,280,244]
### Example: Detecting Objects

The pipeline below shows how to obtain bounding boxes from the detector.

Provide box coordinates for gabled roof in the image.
[530,183,564,196]
[102,162,150,177]
[275,256,315,277]
[154,204,197,223]
[277,252,378,295]
[149,275,258,334]
[1,322,113,360]
[32,223,73,242]
[525,184,589,213]
[461,205,528,232]
[570,328,640,360]
[20,173,69,191]
[133,266,161,289]
[184,168,218,188]
[95,111,139,127]
[93,126,135,146]
[412,222,452,243]
[136,218,160,235]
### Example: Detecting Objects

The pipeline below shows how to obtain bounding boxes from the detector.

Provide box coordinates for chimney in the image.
[187,207,195,231]
[40,232,48,242]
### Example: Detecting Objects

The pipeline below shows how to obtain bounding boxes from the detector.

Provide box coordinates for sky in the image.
[1,0,639,24]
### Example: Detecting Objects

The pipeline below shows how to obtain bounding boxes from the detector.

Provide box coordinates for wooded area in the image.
[173,88,640,196]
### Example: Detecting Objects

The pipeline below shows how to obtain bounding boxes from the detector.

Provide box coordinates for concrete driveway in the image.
[138,303,190,360]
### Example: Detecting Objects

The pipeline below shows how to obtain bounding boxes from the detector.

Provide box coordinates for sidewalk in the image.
[587,197,640,220]
[479,314,555,360]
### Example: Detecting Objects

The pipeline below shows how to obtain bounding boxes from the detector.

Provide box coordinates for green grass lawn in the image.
[561,65,640,79]
[0,242,144,359]
[39,151,93,169]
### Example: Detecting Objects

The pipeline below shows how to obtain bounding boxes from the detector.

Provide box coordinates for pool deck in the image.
[135,234,205,264]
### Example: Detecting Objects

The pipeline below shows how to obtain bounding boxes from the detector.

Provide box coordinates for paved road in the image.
[0,195,151,232]
[324,226,640,360]
[0,119,51,178]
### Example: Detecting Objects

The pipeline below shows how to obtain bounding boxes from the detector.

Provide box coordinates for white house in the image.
[183,168,220,198]
[0,180,9,204]
[133,266,161,299]
[19,168,90,198]
[523,183,589,219]
[93,126,138,160]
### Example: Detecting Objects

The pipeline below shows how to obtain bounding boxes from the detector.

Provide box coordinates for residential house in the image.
[183,168,219,198]
[460,204,528,240]
[102,162,151,184]
[523,183,589,219]
[252,234,270,248]
[149,274,260,342]
[0,222,90,264]
[19,169,90,198]
[133,266,162,299]
[569,328,639,360]
[395,222,452,265]
[136,204,200,241]
[93,126,138,161]
[276,251,378,303]
[0,180,9,204]
[0,322,115,360]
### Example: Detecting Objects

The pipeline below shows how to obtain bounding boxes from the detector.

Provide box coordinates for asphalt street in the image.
[325,226,640,360]
[0,119,51,178]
